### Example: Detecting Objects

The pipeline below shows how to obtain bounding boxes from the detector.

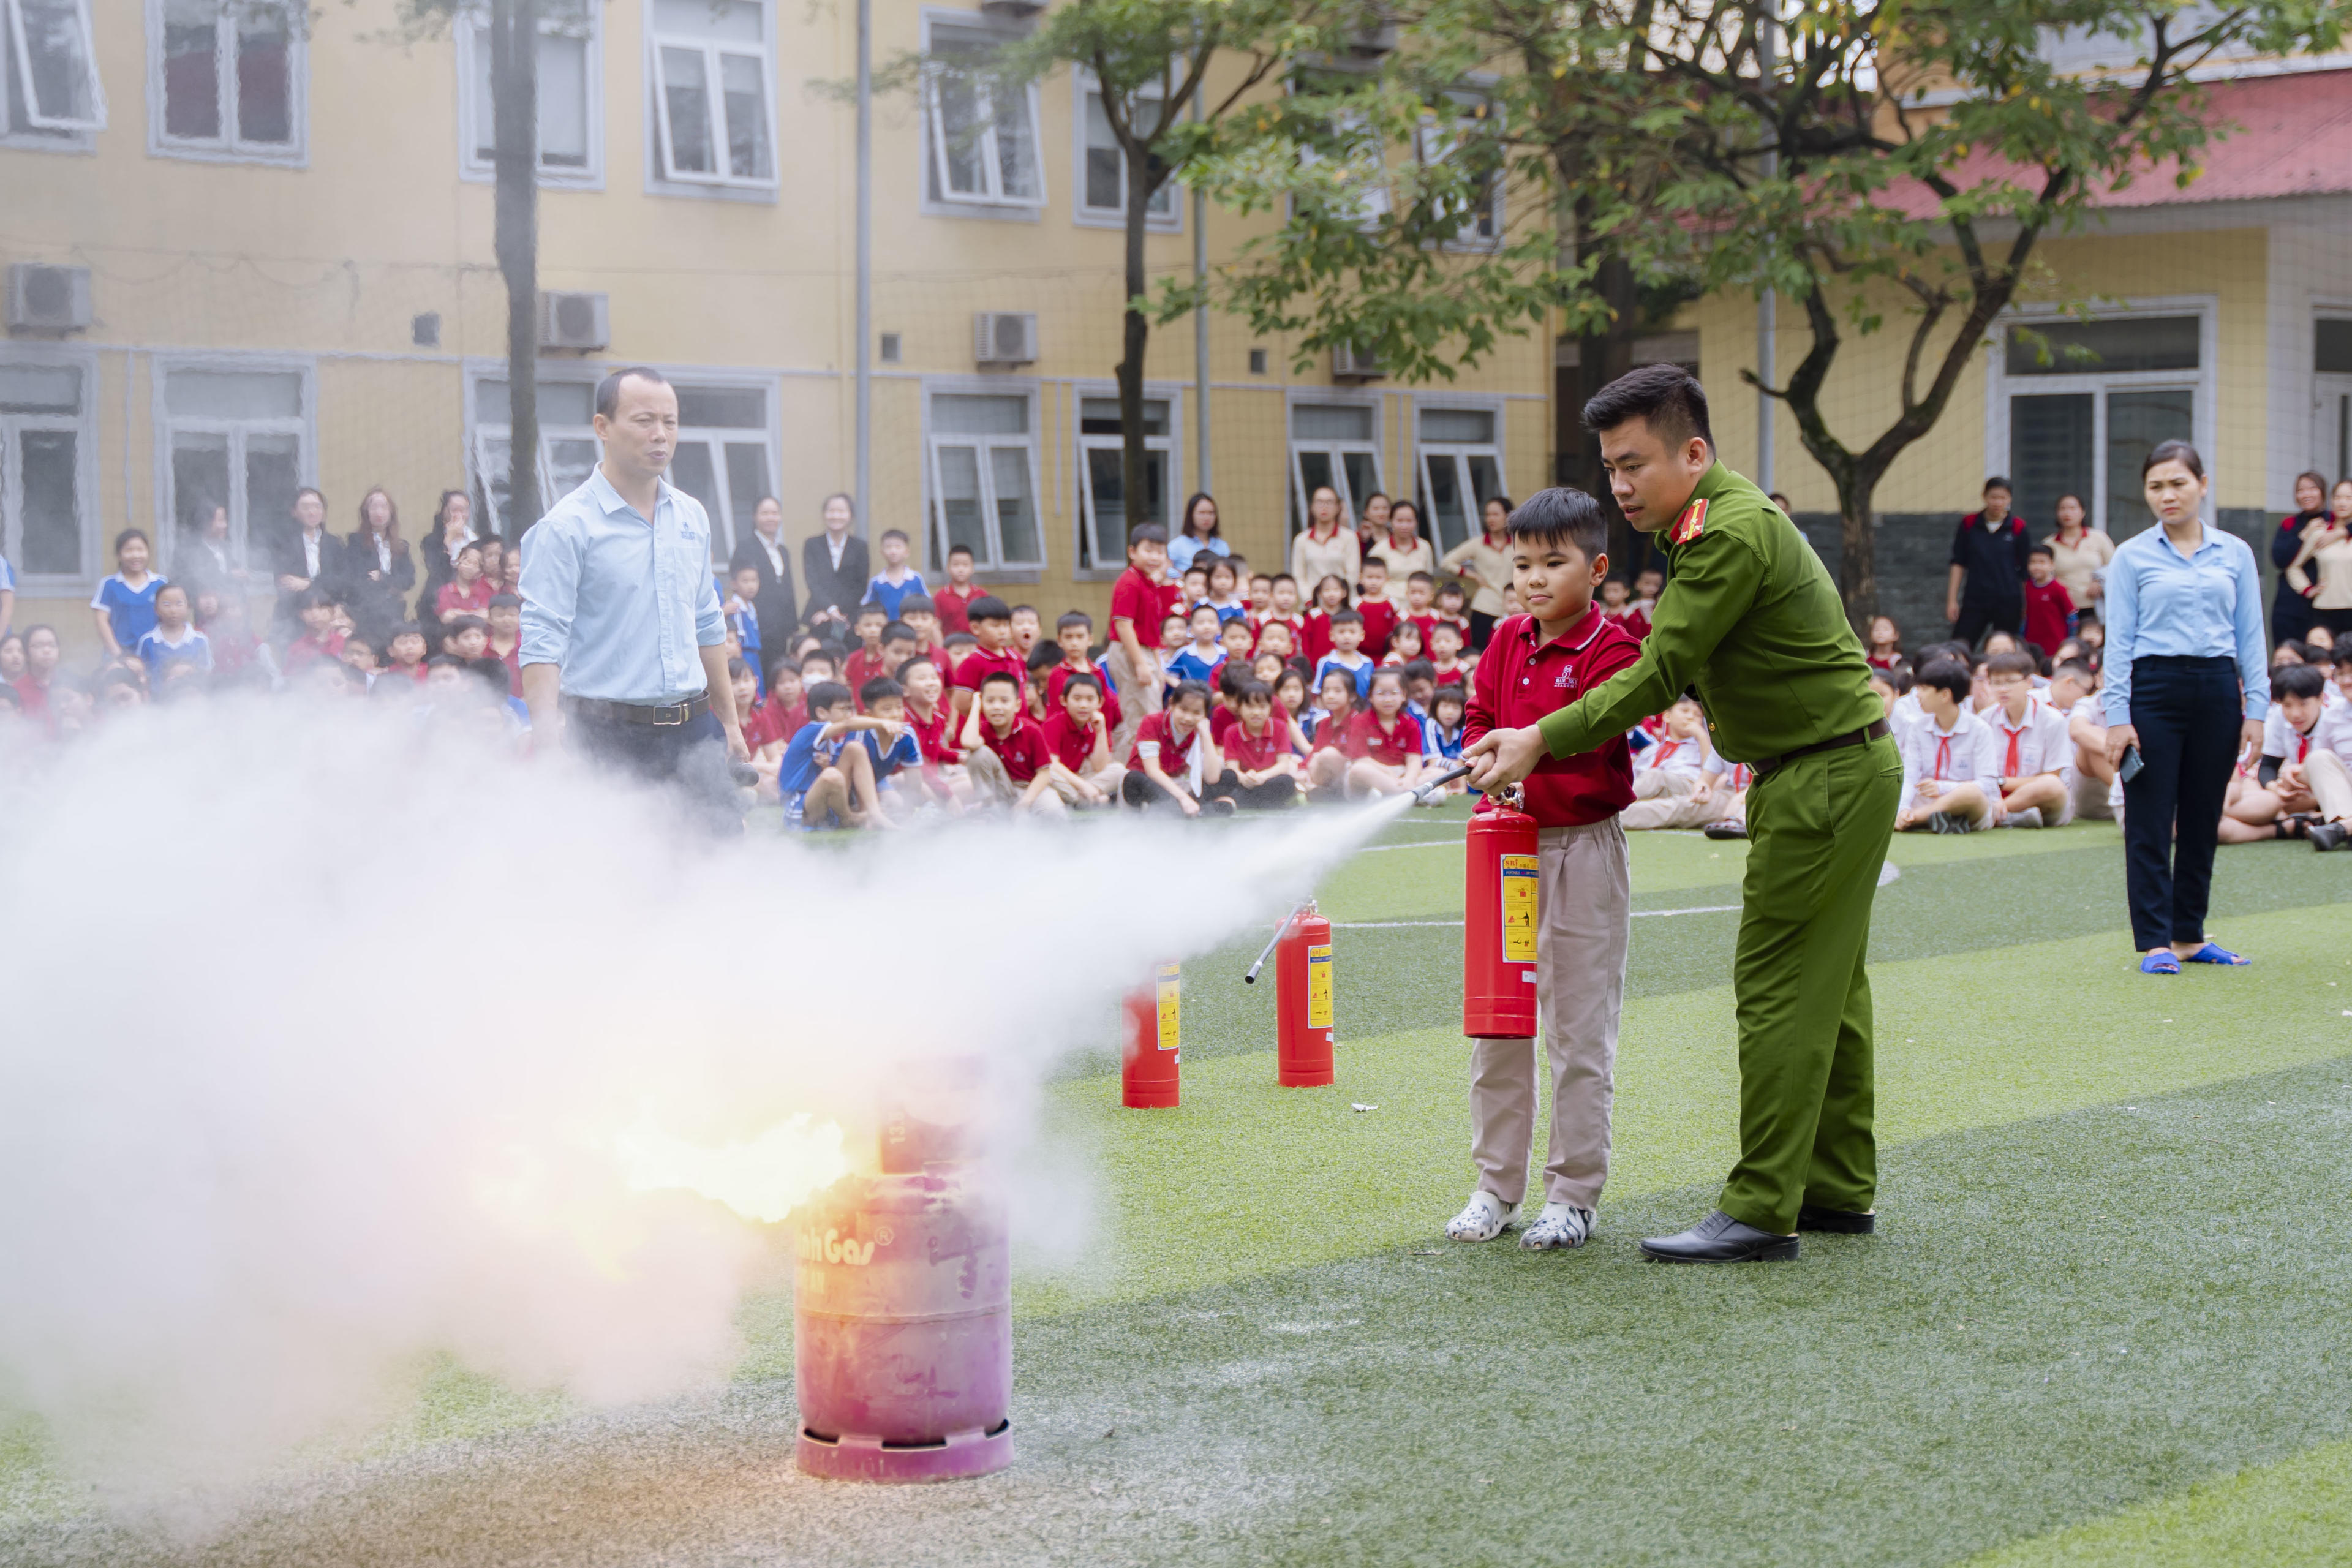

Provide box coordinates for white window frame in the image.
[645,0,778,197]
[455,2,604,190]
[1415,89,1501,251]
[1072,68,1178,233]
[150,351,318,580]
[144,0,307,166]
[1413,394,1507,555]
[1986,297,2217,535]
[0,343,101,589]
[1070,379,1183,575]
[924,377,1047,574]
[464,366,601,538]
[921,10,1046,218]
[2315,310,2352,489]
[1287,391,1385,537]
[5,0,106,134]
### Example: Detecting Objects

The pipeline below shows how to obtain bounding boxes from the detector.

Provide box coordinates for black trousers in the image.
[2119,656,2239,952]
[2271,590,2316,646]
[1121,767,1298,811]
[1951,598,2022,650]
[1468,610,1498,652]
[570,708,744,836]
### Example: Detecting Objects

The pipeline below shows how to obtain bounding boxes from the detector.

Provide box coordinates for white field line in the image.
[1332,903,1741,929]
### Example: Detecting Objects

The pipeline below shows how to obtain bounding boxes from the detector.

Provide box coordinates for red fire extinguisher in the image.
[1122,961,1181,1108]
[1274,903,1335,1087]
[1463,788,1539,1039]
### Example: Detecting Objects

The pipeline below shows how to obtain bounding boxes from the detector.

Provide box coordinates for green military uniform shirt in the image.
[1538,461,1881,763]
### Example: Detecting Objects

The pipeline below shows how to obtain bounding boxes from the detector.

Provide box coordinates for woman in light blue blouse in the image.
[2100,440,2268,975]
[1167,493,1228,575]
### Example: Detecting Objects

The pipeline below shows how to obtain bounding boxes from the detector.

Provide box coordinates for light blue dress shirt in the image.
[518,467,726,704]
[1167,534,1229,574]
[2101,521,2269,724]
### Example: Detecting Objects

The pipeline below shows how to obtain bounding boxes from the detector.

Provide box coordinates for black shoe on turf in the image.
[1795,1205,1877,1234]
[1639,1210,1800,1263]
[1703,819,1749,840]
[2311,820,2350,853]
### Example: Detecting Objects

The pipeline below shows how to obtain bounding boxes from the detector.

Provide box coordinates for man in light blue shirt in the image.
[519,367,749,822]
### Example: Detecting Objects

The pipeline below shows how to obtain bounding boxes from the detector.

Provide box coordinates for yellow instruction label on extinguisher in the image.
[1500,856,1539,964]
[1306,946,1333,1029]
[1156,962,1182,1049]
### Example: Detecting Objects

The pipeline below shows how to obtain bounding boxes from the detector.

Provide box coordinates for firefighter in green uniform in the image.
[1464,365,1900,1263]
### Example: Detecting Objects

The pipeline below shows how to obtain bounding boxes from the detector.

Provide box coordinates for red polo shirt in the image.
[1109,567,1181,652]
[1046,660,1121,728]
[1126,710,1203,772]
[1039,709,1107,774]
[1355,599,1398,659]
[933,582,982,636]
[1463,606,1640,827]
[905,701,960,765]
[1224,718,1289,772]
[843,646,892,704]
[954,646,1027,694]
[1345,709,1423,766]
[979,715,1051,783]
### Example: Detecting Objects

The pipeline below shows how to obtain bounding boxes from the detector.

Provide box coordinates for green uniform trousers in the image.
[1719,733,1902,1234]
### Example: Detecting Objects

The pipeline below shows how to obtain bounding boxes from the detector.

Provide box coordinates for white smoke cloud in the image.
[0,696,1402,1505]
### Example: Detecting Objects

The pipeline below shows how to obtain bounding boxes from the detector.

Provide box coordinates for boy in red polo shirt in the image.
[951,596,1026,716]
[1039,672,1121,805]
[1453,488,1641,1254]
[895,654,966,811]
[958,668,1064,817]
[933,544,983,635]
[1354,559,1399,656]
[1342,667,1427,796]
[1045,609,1123,733]
[1221,680,1303,808]
[1106,522,1179,755]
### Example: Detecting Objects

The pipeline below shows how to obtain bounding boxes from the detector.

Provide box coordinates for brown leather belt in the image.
[1749,718,1891,777]
[562,694,711,726]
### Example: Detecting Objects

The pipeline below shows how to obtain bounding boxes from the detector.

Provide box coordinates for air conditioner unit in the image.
[974,311,1038,367]
[1332,342,1386,381]
[6,264,91,334]
[538,290,609,352]
[978,0,1044,15]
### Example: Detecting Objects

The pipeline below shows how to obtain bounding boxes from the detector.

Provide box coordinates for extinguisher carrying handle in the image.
[1243,901,1312,984]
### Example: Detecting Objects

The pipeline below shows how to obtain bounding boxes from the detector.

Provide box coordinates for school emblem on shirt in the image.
[1670,498,1708,546]
[1555,669,1576,690]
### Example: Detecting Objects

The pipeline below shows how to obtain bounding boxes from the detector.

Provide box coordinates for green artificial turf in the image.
[8,818,2352,1567]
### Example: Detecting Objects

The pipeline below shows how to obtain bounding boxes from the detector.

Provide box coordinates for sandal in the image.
[2182,941,2250,966]
[2139,951,2181,975]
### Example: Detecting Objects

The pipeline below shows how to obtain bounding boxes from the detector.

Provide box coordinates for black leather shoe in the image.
[1795,1205,1876,1234]
[2310,820,2349,853]
[1640,1209,1800,1263]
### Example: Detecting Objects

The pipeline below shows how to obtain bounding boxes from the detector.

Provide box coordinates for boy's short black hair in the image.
[944,631,978,649]
[1238,680,1273,705]
[804,680,853,713]
[978,669,1022,694]
[882,620,916,644]
[1169,679,1210,710]
[447,614,489,637]
[1428,619,1463,643]
[1329,609,1364,628]
[898,594,936,617]
[947,543,975,560]
[2275,663,2328,700]
[854,603,888,624]
[488,592,521,609]
[390,620,423,643]
[767,650,801,684]
[967,596,1012,626]
[1359,556,1389,575]
[1401,658,1437,684]
[1057,610,1094,633]
[894,654,937,682]
[1984,476,2013,495]
[2053,658,2095,685]
[296,586,334,612]
[859,676,905,707]
[726,655,751,680]
[1217,663,1248,698]
[469,657,511,695]
[1128,523,1168,549]
[1985,649,2038,679]
[1581,363,1713,449]
[2026,543,2054,560]
[1025,643,1061,674]
[424,654,468,672]
[1061,672,1101,697]
[1915,656,1972,704]
[1506,487,1609,565]
[1011,603,1038,619]
[1408,570,1434,586]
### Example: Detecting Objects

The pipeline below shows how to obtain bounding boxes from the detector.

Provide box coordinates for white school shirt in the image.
[1637,731,1709,780]
[1701,750,1754,794]
[1980,696,2073,782]
[2266,703,2352,764]
[1898,707,1993,801]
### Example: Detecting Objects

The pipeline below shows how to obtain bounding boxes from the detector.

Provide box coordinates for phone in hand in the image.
[2118,744,2144,783]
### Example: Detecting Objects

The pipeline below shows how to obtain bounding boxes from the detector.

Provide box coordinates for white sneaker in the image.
[1520,1204,1594,1250]
[1445,1191,1521,1242]
[1999,808,2045,829]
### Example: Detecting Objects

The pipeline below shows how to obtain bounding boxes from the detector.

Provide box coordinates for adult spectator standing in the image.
[1442,496,1514,649]
[1367,499,1436,590]
[344,486,415,645]
[1290,484,1361,598]
[270,487,346,641]
[518,367,748,831]
[1945,478,2030,649]
[800,492,869,633]
[175,503,253,608]
[2281,474,2351,641]
[2044,493,2113,611]
[2101,440,2267,975]
[729,494,801,658]
[1466,364,1898,1265]
[1168,493,1229,575]
[2270,471,2332,646]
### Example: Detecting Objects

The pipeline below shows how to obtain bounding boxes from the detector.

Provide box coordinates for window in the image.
[1416,92,1500,247]
[924,19,1043,211]
[1415,404,1504,554]
[458,0,600,187]
[150,0,303,162]
[467,374,775,562]
[1,358,91,583]
[4,0,105,138]
[647,0,774,191]
[1289,401,1382,534]
[2316,317,2352,488]
[927,390,1043,571]
[1999,312,2206,538]
[1076,74,1174,228]
[158,362,312,581]
[1076,395,1175,570]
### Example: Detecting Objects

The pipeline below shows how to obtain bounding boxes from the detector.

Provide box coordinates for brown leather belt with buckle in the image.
[562,694,711,727]
[1749,718,1891,778]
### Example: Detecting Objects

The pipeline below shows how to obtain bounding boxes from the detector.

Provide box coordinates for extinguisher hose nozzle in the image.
[1412,763,1473,804]
[1242,902,1308,985]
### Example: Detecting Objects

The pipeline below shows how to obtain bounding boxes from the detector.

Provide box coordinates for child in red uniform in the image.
[897,654,965,811]
[1453,487,1640,1253]
[1043,609,1125,731]
[899,594,950,671]
[842,605,892,698]
[1305,669,1359,793]
[1120,680,1231,816]
[1039,672,1121,806]
[1342,667,1426,796]
[1354,559,1398,656]
[1433,580,1474,649]
[486,594,524,692]
[1863,614,1904,671]
[933,544,983,635]
[1257,574,1309,653]
[1220,680,1303,807]
[951,597,1026,716]
[1380,620,1425,669]
[1597,575,1650,639]
[384,620,430,684]
[1302,573,1351,665]
[1009,604,1042,661]
[2021,545,2075,659]
[958,668,1064,816]
[435,540,494,622]
[1428,621,1471,685]
[282,588,347,669]
[1106,523,1179,756]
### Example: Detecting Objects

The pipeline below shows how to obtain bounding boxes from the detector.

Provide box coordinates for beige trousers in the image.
[1045,763,1125,804]
[2305,748,2352,820]
[1618,768,1728,831]
[1102,643,1163,759]
[1468,816,1632,1211]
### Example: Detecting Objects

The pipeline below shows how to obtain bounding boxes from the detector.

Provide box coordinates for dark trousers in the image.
[1120,767,1297,811]
[2271,590,2316,646]
[2120,656,2239,951]
[570,708,743,836]
[1468,610,1498,652]
[1951,598,2022,650]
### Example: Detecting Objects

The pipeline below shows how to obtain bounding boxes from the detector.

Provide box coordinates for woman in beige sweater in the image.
[2043,493,2113,606]
[2286,478,2352,636]
[1441,494,1515,648]
[1366,499,1436,600]
[1290,484,1362,597]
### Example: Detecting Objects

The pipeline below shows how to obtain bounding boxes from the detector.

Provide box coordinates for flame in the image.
[614,1112,850,1224]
